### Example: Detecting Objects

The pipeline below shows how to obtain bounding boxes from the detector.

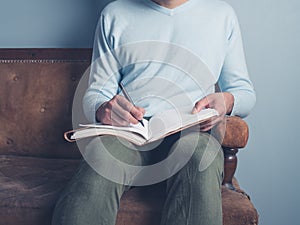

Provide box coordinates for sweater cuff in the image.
[229,91,251,118]
[83,96,109,124]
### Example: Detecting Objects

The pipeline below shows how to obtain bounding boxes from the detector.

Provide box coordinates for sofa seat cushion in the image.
[117,181,258,225]
[0,155,258,225]
[0,155,80,225]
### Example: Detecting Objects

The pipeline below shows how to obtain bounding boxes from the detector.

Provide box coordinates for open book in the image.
[64,107,219,146]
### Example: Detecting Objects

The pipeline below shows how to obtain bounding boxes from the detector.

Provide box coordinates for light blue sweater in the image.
[83,0,256,123]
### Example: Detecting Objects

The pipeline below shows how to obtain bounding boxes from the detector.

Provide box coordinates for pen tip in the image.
[140,120,145,127]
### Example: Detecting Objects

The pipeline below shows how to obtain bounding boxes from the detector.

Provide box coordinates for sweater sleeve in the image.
[218,12,256,118]
[82,13,121,123]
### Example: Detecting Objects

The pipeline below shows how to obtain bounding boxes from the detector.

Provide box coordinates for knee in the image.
[174,132,223,176]
[84,136,144,166]
[71,161,126,197]
[194,134,223,173]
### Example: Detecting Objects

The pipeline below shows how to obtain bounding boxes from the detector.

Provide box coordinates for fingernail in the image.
[138,113,143,120]
[191,107,197,114]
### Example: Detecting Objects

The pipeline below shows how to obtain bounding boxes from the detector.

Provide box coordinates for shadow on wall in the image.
[96,0,114,9]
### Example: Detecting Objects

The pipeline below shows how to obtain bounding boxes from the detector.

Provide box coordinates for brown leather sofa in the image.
[0,49,258,225]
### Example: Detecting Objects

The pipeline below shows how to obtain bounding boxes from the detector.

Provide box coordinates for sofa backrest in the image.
[0,49,92,159]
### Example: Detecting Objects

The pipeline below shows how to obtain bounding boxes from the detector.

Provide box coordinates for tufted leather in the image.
[0,58,249,158]
[0,49,258,225]
[0,60,88,158]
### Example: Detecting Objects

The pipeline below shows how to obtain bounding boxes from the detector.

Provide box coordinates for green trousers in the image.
[52,132,224,225]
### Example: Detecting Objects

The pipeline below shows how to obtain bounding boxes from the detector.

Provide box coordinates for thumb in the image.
[192,97,209,114]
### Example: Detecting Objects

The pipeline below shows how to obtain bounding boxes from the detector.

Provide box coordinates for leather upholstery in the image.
[0,49,258,225]
[0,155,258,225]
[0,61,85,158]
[0,58,248,158]
[214,116,249,148]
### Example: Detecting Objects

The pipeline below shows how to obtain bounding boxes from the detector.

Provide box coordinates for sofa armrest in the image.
[213,116,249,149]
[212,116,249,190]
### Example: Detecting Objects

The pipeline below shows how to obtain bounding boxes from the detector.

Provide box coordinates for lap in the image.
[79,131,221,186]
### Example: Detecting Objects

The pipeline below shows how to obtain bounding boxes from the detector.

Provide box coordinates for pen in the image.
[119,82,144,127]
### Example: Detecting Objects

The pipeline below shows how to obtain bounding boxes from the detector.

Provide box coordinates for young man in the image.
[52,0,255,224]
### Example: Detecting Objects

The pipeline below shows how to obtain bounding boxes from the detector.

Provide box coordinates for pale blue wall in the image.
[0,0,112,47]
[226,1,300,224]
[1,0,299,224]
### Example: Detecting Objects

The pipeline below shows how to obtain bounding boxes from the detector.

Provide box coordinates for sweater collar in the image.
[144,0,197,16]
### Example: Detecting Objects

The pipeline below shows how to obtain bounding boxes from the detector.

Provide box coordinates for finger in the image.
[99,102,124,126]
[200,124,214,132]
[199,115,218,126]
[107,96,138,124]
[115,95,134,111]
[111,100,139,124]
[131,106,145,120]
[200,120,217,131]
[200,121,214,131]
[111,111,131,126]
[135,106,146,116]
[116,96,145,121]
[200,116,223,131]
[192,97,210,114]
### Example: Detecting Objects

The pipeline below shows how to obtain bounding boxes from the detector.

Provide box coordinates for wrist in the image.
[223,92,234,115]
[96,102,107,123]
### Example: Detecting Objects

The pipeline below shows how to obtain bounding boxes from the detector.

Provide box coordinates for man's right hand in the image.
[96,95,145,126]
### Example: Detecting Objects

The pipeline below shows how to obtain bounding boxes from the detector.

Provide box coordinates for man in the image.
[52,0,255,224]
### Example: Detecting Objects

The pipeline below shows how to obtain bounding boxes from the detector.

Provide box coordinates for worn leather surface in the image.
[214,116,249,148]
[0,155,79,225]
[117,182,258,225]
[0,155,258,225]
[0,59,248,159]
[0,49,257,225]
[0,62,88,158]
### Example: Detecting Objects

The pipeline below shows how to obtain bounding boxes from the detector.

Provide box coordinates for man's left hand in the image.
[192,92,234,132]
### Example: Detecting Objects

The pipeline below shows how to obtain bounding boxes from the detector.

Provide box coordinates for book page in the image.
[78,118,149,140]
[70,108,218,145]
[148,107,219,142]
[71,127,149,146]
